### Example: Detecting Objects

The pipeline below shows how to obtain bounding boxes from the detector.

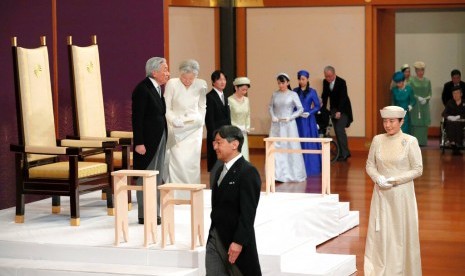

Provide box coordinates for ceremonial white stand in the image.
[0,189,358,275]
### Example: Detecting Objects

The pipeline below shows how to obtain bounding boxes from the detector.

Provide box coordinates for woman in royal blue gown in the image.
[293,70,322,175]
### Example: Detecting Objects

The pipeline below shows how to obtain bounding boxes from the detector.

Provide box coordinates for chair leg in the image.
[52,195,61,214]
[70,190,80,226]
[106,186,114,215]
[15,192,25,223]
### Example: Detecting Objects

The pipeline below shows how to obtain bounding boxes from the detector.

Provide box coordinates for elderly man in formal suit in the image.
[205,70,231,172]
[442,69,465,106]
[206,125,261,276]
[132,57,170,225]
[322,65,353,161]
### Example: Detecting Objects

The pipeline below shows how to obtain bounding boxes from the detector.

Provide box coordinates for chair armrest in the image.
[60,139,116,149]
[10,144,80,155]
[110,131,133,139]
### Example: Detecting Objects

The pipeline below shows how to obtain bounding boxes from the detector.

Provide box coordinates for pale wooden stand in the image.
[264,137,332,195]
[112,169,158,247]
[158,183,206,250]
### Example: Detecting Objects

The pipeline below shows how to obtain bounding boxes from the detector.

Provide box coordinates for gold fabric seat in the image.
[10,36,115,226]
[29,162,107,179]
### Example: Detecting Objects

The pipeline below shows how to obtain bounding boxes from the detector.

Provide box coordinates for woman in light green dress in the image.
[229,77,251,160]
[409,61,432,146]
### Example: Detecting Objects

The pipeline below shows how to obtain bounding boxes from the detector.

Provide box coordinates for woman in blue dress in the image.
[293,70,321,175]
[391,71,416,134]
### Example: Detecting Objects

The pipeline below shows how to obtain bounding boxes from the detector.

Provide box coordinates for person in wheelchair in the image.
[316,104,331,136]
[442,87,465,155]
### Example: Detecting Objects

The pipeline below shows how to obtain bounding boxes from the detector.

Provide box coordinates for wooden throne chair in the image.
[67,35,133,205]
[10,36,116,226]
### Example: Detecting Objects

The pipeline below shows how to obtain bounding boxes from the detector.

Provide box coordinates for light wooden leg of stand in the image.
[321,141,331,195]
[114,175,129,245]
[161,190,175,248]
[191,190,204,250]
[265,141,276,194]
[143,175,157,247]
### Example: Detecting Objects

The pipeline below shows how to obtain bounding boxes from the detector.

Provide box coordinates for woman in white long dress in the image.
[269,73,306,182]
[365,106,423,276]
[229,77,251,161]
[164,59,207,195]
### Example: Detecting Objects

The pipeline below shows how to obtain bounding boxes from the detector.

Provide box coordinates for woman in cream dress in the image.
[164,59,207,197]
[229,77,251,160]
[365,106,423,276]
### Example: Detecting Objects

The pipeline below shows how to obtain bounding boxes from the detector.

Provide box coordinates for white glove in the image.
[420,98,427,105]
[408,105,413,111]
[280,117,291,122]
[417,96,424,102]
[447,115,460,121]
[172,118,185,128]
[272,117,279,123]
[300,112,310,118]
[376,175,393,189]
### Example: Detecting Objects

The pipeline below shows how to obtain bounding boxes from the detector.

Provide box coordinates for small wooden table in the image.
[264,137,332,195]
[158,183,206,250]
[112,169,158,247]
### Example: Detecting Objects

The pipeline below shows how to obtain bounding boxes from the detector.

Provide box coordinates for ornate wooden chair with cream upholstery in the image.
[10,36,116,226]
[67,35,133,205]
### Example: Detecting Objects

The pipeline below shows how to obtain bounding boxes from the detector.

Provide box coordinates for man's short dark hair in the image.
[211,70,227,83]
[213,125,244,152]
[451,69,461,77]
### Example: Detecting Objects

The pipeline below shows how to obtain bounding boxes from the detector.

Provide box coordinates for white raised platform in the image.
[0,190,358,276]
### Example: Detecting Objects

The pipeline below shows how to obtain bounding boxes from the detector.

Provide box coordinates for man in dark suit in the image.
[205,70,231,172]
[206,125,261,276]
[132,57,170,225]
[442,69,465,106]
[322,65,353,161]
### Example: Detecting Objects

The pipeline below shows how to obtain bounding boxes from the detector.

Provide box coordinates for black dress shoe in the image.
[138,218,144,224]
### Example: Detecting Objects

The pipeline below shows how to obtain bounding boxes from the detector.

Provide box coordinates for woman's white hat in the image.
[233,77,251,86]
[413,61,426,69]
[380,106,406,118]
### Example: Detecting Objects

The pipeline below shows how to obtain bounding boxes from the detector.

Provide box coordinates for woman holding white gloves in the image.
[268,73,306,183]
[229,77,252,161]
[409,61,432,146]
[164,59,207,193]
[365,106,423,276]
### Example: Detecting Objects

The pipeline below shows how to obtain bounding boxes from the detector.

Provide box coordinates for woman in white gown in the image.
[229,77,251,161]
[269,73,306,182]
[164,59,207,196]
[365,106,423,276]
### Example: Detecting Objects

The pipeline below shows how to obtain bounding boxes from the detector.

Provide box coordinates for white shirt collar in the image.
[213,87,224,96]
[148,77,160,90]
[224,153,243,171]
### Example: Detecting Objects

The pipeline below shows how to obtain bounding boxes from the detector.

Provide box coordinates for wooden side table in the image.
[158,183,206,250]
[112,169,158,247]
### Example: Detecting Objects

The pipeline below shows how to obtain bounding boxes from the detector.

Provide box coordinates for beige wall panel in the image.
[247,7,365,137]
[396,11,465,127]
[168,7,215,86]
[169,7,216,138]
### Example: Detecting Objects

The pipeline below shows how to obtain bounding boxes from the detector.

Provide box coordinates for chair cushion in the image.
[29,161,107,179]
[84,151,133,168]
